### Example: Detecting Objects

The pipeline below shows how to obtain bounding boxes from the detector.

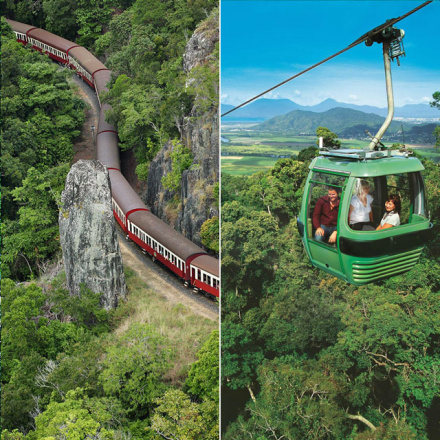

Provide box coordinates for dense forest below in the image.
[1,0,219,437]
[221,141,440,438]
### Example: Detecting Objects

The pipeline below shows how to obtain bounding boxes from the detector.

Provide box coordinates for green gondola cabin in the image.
[297,150,433,285]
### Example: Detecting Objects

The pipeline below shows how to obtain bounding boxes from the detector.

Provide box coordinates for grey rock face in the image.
[59,160,126,309]
[146,11,219,246]
[146,141,175,221]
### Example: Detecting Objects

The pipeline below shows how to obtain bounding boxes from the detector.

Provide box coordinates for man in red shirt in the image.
[312,187,340,244]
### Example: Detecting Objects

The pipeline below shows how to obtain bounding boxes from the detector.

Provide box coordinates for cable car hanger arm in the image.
[221,1,432,118]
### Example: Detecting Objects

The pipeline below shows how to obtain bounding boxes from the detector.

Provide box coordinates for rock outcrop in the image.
[146,10,219,246]
[59,160,126,309]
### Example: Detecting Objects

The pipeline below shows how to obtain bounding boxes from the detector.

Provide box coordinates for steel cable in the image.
[221,1,432,117]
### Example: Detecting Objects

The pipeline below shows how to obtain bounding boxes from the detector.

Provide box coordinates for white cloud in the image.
[294,90,302,96]
[422,96,431,103]
[348,94,358,101]
[221,94,229,103]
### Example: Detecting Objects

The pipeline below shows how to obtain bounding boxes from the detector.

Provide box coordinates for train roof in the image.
[97,104,117,134]
[6,19,37,34]
[128,210,207,261]
[310,152,425,178]
[94,69,112,96]
[68,46,107,76]
[191,254,219,277]
[27,28,78,52]
[97,132,120,170]
[108,170,147,214]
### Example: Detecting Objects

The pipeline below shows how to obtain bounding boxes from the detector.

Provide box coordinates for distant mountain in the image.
[253,107,408,136]
[394,104,440,119]
[221,97,439,120]
[307,98,388,116]
[221,103,235,115]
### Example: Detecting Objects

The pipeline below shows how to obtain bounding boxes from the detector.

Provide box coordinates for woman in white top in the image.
[348,179,374,231]
[376,194,401,230]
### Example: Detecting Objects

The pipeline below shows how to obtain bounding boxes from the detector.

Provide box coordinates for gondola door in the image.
[302,169,349,281]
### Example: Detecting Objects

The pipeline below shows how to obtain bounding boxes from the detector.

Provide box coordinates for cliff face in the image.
[146,11,219,246]
[59,160,127,309]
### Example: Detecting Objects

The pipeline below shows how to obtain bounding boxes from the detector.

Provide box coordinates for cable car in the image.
[297,25,433,285]
[297,150,432,285]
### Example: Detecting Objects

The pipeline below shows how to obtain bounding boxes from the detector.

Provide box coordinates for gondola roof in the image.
[310,152,425,178]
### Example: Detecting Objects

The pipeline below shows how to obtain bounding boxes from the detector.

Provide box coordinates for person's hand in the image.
[328,231,337,244]
[316,227,324,236]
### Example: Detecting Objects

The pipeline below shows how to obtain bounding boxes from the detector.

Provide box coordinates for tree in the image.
[316,126,341,149]
[185,330,219,404]
[150,389,218,440]
[161,139,194,192]
[2,164,70,280]
[298,145,319,161]
[221,321,264,401]
[28,388,116,440]
[99,323,170,417]
[200,216,219,253]
[430,91,440,148]
[43,0,79,41]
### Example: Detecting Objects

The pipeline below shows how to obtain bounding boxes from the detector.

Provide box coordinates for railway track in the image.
[73,67,218,320]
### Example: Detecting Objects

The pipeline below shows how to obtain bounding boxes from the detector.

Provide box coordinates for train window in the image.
[207,275,211,286]
[198,270,201,280]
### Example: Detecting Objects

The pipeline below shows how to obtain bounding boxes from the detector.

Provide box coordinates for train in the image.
[6,18,220,298]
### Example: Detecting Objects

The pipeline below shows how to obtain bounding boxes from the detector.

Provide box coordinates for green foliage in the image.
[99,323,171,417]
[431,91,440,110]
[221,321,264,391]
[100,2,218,160]
[28,388,116,440]
[150,389,218,440]
[42,0,79,41]
[1,277,115,432]
[161,139,194,192]
[200,216,219,253]
[185,330,219,404]
[74,0,115,47]
[221,154,440,438]
[316,125,342,149]
[298,145,319,161]
[2,165,69,280]
[1,28,84,280]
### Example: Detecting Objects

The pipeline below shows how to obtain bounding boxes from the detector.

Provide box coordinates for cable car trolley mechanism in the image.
[297,23,433,285]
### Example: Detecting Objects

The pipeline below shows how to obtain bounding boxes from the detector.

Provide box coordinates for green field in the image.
[221,156,280,176]
[222,133,372,157]
[415,148,440,163]
[221,131,440,175]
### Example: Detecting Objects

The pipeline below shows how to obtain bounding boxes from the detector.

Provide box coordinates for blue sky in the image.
[221,1,440,108]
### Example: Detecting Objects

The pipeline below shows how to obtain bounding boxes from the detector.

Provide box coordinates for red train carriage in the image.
[6,19,37,44]
[191,255,220,297]
[6,18,220,298]
[68,46,108,88]
[26,27,78,64]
